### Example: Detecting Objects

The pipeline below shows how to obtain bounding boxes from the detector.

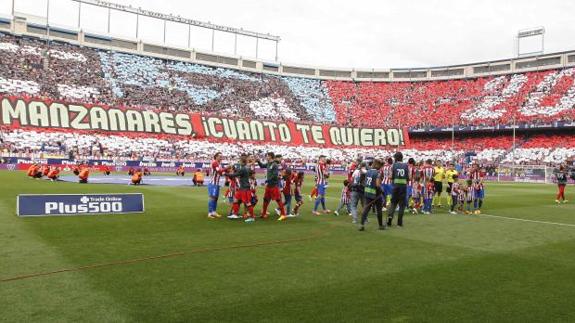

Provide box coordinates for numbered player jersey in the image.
[392,162,409,185]
[364,169,380,198]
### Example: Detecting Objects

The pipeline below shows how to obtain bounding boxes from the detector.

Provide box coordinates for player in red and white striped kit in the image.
[467,163,485,214]
[421,159,435,185]
[207,152,225,219]
[380,158,393,210]
[313,155,331,215]
[334,180,351,216]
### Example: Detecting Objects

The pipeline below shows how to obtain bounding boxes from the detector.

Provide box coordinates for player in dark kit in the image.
[387,151,410,227]
[227,154,256,223]
[257,152,288,221]
[555,165,569,203]
[359,159,385,231]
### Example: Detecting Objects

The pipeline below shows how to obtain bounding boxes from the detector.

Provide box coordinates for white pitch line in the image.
[479,213,575,228]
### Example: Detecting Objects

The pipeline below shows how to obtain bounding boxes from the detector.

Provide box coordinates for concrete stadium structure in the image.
[1,14,575,82]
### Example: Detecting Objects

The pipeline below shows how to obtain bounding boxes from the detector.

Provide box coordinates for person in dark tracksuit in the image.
[387,152,410,227]
[359,159,385,231]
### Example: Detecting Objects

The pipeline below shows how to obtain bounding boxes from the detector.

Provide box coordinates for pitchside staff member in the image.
[349,162,367,224]
[387,152,410,227]
[359,159,385,231]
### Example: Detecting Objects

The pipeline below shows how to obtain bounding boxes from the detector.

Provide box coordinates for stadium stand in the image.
[0,31,574,165]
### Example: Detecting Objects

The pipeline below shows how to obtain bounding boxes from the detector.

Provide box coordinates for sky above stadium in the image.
[2,0,575,69]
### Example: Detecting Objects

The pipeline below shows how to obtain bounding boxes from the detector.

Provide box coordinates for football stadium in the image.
[1,0,575,321]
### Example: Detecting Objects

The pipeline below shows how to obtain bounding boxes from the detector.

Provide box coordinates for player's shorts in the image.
[406,185,413,198]
[294,193,303,202]
[446,182,453,193]
[390,185,407,205]
[384,184,393,196]
[475,189,484,199]
[208,184,220,197]
[316,184,327,196]
[251,191,258,205]
[412,189,421,199]
[264,186,282,201]
[234,189,252,205]
[434,181,443,194]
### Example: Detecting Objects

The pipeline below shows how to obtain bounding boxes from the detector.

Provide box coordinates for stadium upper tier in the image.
[0,28,574,130]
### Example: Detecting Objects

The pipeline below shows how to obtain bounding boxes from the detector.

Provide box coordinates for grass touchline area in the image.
[1,171,574,322]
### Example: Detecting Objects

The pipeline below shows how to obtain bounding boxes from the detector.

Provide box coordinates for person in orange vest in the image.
[176,165,185,176]
[47,167,61,181]
[78,166,90,183]
[131,168,143,185]
[193,169,205,186]
[72,164,80,176]
[41,165,50,177]
[27,163,41,178]
[103,165,111,176]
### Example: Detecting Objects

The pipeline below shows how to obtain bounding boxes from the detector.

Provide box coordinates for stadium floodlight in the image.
[70,0,281,60]
[516,26,545,57]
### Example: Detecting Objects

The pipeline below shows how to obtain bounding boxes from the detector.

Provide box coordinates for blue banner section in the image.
[1,158,347,173]
[409,121,575,133]
[3,157,210,169]
[17,194,145,217]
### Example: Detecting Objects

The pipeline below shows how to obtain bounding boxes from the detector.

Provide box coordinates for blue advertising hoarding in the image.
[17,193,145,217]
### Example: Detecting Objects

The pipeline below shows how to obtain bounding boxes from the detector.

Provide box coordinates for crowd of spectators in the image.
[0,32,574,166]
[1,128,574,165]
[1,32,575,129]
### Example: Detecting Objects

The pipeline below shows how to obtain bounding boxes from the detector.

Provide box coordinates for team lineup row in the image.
[205,151,489,229]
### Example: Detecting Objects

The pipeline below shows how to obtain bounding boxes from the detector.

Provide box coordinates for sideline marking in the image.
[479,213,575,228]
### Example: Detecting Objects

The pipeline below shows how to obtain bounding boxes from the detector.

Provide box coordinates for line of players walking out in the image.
[347,152,486,231]
[207,151,302,223]
[205,150,489,229]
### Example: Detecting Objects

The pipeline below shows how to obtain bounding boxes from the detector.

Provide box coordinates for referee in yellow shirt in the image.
[433,161,445,207]
[445,163,459,206]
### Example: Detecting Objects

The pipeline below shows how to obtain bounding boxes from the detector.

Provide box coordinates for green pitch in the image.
[1,171,574,322]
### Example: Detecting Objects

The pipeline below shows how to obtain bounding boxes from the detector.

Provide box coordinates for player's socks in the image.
[231,203,239,215]
[228,203,241,219]
[261,200,270,217]
[293,204,301,215]
[276,200,287,216]
[208,200,214,213]
[320,197,326,210]
[314,198,321,211]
